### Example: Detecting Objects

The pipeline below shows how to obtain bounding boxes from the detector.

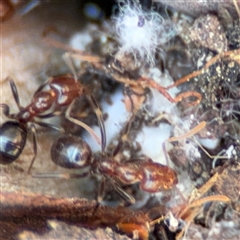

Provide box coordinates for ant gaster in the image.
[0,75,106,173]
[34,116,178,204]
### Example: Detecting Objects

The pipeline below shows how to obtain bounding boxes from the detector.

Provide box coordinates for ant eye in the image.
[51,135,91,169]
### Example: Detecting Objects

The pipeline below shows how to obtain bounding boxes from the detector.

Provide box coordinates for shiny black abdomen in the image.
[0,121,27,164]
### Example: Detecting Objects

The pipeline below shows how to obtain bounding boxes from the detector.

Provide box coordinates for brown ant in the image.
[0,75,106,173]
[33,115,178,204]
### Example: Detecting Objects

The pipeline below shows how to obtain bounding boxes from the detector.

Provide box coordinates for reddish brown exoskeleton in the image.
[33,116,178,204]
[0,75,105,172]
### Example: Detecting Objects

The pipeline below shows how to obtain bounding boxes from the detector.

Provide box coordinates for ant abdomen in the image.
[51,135,92,169]
[140,162,178,193]
[0,121,27,164]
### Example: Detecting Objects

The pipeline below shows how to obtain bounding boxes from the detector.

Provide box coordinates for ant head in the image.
[0,121,27,165]
[51,135,92,169]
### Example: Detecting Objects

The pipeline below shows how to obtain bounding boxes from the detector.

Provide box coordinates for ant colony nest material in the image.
[1,0,240,240]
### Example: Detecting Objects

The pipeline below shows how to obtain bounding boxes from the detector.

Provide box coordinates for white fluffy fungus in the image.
[83,88,131,152]
[114,1,176,64]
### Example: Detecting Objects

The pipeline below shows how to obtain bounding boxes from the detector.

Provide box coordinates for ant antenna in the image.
[112,114,134,157]
[8,77,22,110]
[62,52,78,81]
[65,100,102,145]
[167,121,207,143]
[233,0,240,18]
[27,124,37,174]
[86,95,106,151]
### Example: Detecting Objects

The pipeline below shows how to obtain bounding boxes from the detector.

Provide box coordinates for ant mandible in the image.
[0,75,106,173]
[33,115,178,204]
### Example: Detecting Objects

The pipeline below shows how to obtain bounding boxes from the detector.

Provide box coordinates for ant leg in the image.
[86,95,106,151]
[65,51,101,64]
[166,49,240,90]
[173,91,202,106]
[27,124,37,174]
[91,178,106,219]
[42,31,101,63]
[151,112,174,125]
[97,177,136,204]
[0,103,11,118]
[167,121,207,143]
[33,120,64,132]
[166,121,219,166]
[65,99,102,145]
[192,136,229,160]
[62,52,78,81]
[189,173,221,203]
[179,195,230,219]
[162,141,170,167]
[112,115,134,157]
[96,177,106,203]
[137,76,202,106]
[113,181,136,204]
[27,122,63,173]
[7,77,22,110]
[138,76,175,103]
[33,80,49,95]
[167,122,229,161]
[37,111,62,119]
[233,0,240,18]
